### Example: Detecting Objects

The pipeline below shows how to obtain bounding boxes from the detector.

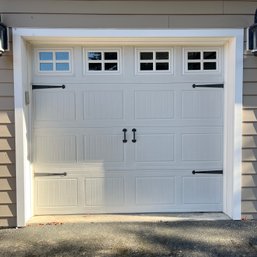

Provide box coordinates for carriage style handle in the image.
[122,128,127,143]
[132,128,137,143]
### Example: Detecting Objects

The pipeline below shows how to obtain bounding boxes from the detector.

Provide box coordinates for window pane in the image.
[140,52,153,60]
[88,52,102,60]
[203,62,216,70]
[104,63,118,71]
[56,52,69,61]
[188,52,201,60]
[89,63,102,71]
[156,52,169,60]
[156,62,169,70]
[204,51,216,60]
[188,62,201,70]
[140,63,153,71]
[56,63,70,71]
[104,52,117,60]
[40,63,53,71]
[39,52,53,61]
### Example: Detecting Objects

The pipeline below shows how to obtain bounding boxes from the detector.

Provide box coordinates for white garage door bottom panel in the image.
[35,205,223,215]
[34,171,223,215]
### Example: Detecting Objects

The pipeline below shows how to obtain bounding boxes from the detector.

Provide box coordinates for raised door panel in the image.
[182,176,222,205]
[177,84,223,127]
[33,91,76,122]
[84,134,124,163]
[85,177,124,206]
[34,134,77,163]
[135,176,175,205]
[84,90,124,121]
[181,90,223,120]
[181,133,223,162]
[135,90,174,120]
[35,178,79,208]
[132,127,176,168]
[135,133,174,163]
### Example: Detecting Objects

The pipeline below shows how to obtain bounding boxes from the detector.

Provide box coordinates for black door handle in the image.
[122,128,127,143]
[132,128,137,143]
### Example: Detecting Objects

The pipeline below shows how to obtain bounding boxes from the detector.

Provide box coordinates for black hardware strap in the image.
[192,84,224,88]
[32,85,66,90]
[34,172,67,176]
[192,170,223,175]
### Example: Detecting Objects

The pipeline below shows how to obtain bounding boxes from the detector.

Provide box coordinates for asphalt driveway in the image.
[1,220,257,257]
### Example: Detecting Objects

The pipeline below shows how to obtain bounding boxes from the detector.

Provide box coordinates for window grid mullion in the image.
[37,49,71,73]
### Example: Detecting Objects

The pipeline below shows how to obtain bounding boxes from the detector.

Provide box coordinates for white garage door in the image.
[32,46,224,215]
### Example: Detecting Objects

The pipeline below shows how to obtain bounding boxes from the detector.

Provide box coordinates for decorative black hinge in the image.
[32,84,66,90]
[192,170,223,175]
[192,84,224,88]
[34,172,67,176]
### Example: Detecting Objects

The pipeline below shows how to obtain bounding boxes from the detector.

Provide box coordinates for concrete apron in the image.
[27,213,230,225]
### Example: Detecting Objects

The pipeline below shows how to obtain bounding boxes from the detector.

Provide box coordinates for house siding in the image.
[0,0,256,226]
[0,48,16,227]
[242,53,257,220]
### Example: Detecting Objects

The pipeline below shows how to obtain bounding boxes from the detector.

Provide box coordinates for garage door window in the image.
[136,49,172,74]
[85,49,120,73]
[184,48,219,73]
[36,49,72,73]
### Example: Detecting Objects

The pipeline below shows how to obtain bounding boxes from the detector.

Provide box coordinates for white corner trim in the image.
[232,35,244,219]
[13,28,244,225]
[13,33,26,227]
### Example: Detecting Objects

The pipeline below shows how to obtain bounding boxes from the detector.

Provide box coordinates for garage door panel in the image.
[35,135,77,163]
[85,177,124,206]
[32,45,224,215]
[84,90,124,120]
[35,178,79,207]
[136,176,175,205]
[135,134,174,162]
[182,133,223,161]
[84,134,125,163]
[182,176,222,204]
[34,91,76,121]
[181,90,223,120]
[135,90,174,120]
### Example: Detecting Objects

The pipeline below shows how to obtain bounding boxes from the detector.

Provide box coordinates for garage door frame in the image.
[13,28,243,227]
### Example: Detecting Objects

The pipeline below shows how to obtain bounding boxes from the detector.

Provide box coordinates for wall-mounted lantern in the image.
[0,22,9,56]
[247,9,257,56]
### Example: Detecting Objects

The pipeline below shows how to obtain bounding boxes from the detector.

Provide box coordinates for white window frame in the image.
[35,48,73,75]
[83,48,121,75]
[183,47,221,74]
[13,29,243,226]
[135,48,173,74]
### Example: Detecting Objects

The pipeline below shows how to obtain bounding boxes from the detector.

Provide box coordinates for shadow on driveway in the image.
[0,220,257,257]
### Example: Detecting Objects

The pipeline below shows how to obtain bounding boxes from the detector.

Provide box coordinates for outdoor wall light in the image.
[247,9,257,56]
[0,22,9,56]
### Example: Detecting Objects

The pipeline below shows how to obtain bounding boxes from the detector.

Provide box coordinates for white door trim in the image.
[13,28,243,226]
